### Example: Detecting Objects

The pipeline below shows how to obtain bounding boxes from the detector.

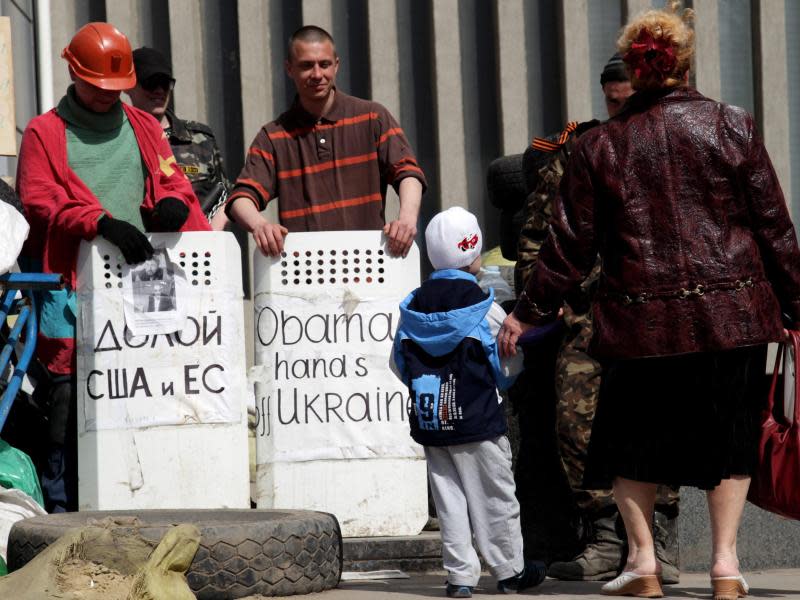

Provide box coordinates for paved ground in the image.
[295,569,800,599]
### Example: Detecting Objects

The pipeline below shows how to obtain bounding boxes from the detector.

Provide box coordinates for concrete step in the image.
[343,531,442,572]
[342,490,800,573]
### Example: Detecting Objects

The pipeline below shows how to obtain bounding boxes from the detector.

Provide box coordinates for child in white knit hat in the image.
[391,207,544,597]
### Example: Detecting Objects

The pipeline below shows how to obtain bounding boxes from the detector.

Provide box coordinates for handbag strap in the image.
[790,330,800,423]
[768,340,785,414]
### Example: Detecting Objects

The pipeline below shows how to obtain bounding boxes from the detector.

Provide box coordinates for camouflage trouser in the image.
[556,308,679,514]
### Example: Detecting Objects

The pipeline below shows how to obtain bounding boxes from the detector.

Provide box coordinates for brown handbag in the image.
[747,330,800,519]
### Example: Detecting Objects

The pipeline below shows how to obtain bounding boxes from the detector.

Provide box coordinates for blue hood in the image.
[397,270,495,356]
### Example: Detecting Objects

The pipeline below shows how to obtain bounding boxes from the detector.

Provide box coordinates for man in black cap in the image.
[127,47,231,230]
[512,54,680,583]
[598,52,631,117]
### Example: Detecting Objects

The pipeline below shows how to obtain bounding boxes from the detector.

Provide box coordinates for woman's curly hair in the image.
[617,0,694,90]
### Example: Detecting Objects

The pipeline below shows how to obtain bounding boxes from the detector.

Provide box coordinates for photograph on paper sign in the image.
[132,250,176,313]
[122,247,188,336]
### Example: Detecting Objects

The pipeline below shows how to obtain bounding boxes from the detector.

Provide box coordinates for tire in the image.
[486,153,526,212]
[8,509,342,598]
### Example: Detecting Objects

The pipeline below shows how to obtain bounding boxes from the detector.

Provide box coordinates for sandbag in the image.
[0,440,44,508]
[0,517,199,599]
[128,524,200,600]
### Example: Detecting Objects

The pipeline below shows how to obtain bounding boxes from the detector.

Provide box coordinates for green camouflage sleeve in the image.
[514,143,567,295]
[514,121,600,296]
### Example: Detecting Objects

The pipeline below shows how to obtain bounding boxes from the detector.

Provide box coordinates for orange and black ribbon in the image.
[530,121,578,152]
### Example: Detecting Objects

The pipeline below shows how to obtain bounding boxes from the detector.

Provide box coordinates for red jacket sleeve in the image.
[125,105,210,232]
[740,115,800,322]
[17,120,106,243]
[152,127,211,232]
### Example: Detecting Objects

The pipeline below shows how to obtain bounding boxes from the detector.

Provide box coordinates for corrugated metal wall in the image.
[6,0,800,239]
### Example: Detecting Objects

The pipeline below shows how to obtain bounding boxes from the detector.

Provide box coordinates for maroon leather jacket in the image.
[515,86,800,359]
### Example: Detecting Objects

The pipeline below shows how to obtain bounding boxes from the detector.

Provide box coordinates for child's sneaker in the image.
[445,582,474,598]
[496,560,547,594]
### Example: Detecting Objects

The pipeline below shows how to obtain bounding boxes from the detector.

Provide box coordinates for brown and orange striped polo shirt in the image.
[227,90,427,232]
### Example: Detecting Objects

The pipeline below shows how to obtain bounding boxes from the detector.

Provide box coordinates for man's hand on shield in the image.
[252,218,289,257]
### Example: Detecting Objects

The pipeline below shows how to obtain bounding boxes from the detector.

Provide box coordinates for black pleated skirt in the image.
[583,345,768,490]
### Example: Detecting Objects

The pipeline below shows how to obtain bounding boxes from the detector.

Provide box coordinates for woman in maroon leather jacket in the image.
[499,3,800,598]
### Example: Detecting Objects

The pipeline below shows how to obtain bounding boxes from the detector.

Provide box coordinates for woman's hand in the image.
[498,312,535,358]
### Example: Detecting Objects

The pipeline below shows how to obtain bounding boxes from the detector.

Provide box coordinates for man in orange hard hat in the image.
[16,22,210,512]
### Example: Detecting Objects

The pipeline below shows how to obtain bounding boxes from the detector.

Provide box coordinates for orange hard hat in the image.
[62,22,136,90]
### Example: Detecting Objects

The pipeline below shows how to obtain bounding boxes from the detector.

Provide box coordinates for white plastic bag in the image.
[478,266,516,304]
[0,202,29,274]
[0,486,46,562]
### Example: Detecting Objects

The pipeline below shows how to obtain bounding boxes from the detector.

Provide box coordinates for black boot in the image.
[654,510,680,584]
[547,511,625,581]
[496,560,547,594]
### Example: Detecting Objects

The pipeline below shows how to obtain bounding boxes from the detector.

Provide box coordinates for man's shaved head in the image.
[287,25,336,62]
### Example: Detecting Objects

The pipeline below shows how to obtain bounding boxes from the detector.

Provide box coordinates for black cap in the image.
[600,53,629,85]
[132,47,172,81]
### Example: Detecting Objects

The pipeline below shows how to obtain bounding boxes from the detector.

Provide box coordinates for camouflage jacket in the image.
[166,110,231,219]
[515,121,600,331]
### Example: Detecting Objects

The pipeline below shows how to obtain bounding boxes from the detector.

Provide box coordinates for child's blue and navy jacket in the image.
[391,269,522,447]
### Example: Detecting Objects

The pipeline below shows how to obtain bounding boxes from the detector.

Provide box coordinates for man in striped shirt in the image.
[225,25,427,257]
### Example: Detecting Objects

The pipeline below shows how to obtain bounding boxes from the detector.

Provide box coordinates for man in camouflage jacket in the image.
[166,110,231,226]
[127,47,231,230]
[515,55,679,583]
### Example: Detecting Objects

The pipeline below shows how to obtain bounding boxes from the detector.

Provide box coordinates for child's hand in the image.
[498,313,534,357]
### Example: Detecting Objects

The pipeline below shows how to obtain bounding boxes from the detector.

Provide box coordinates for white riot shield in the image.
[76,232,249,510]
[253,231,427,536]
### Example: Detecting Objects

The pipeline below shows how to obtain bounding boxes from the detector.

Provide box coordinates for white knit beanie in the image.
[425,206,483,271]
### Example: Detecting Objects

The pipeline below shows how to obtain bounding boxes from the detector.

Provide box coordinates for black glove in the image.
[151,197,190,232]
[97,216,154,264]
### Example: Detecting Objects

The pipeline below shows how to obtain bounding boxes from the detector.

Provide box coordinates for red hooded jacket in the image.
[16,103,211,374]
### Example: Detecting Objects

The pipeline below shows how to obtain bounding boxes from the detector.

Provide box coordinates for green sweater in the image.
[57,86,147,231]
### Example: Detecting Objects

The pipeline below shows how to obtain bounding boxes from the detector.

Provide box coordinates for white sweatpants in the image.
[425,436,524,586]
